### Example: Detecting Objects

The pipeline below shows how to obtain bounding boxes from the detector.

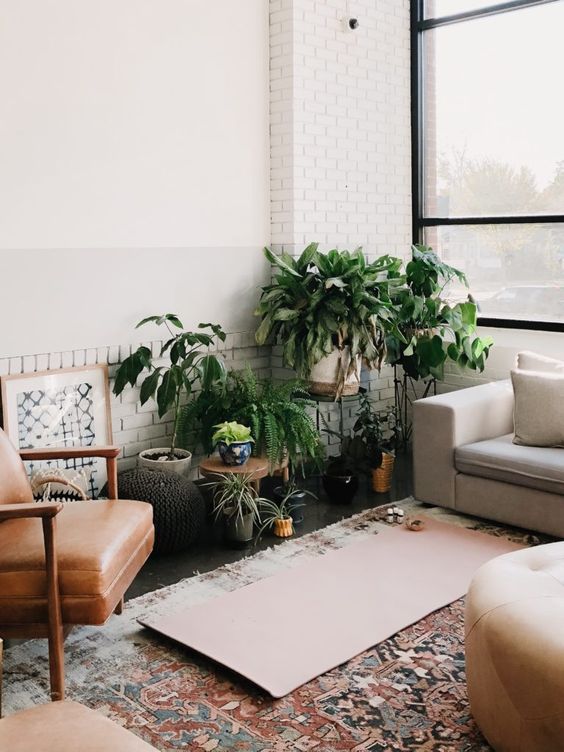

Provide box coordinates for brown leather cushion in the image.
[0,500,154,625]
[0,700,156,751]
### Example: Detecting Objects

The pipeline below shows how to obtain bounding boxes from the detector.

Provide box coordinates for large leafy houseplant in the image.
[255,244,403,397]
[113,314,227,459]
[386,245,493,381]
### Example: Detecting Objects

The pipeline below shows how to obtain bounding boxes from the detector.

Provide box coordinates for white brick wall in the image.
[270,0,412,259]
[0,334,271,480]
[269,0,411,433]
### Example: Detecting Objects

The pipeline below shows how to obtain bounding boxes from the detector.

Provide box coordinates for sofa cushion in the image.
[517,350,564,374]
[456,434,564,496]
[511,369,564,447]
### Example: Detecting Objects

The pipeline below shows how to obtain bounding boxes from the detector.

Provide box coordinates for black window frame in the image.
[411,0,564,332]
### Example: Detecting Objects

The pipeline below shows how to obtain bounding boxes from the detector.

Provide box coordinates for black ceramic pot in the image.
[322,473,359,504]
[273,485,306,525]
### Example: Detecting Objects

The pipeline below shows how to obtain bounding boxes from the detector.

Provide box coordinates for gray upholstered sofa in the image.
[413,379,564,537]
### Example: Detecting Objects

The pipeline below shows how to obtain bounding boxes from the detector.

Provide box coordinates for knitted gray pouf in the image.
[105,468,206,555]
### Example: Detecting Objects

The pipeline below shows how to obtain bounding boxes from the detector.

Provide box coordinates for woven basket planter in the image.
[371,453,395,493]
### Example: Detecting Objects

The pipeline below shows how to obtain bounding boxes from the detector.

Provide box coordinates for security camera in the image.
[348,18,359,30]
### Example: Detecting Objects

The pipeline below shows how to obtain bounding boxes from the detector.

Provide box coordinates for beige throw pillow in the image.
[517,350,564,374]
[511,369,564,447]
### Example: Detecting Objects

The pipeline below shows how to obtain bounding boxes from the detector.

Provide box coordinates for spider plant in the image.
[255,492,300,539]
[204,472,263,523]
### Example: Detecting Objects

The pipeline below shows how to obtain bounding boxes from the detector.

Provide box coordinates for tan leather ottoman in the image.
[0,700,156,751]
[465,542,564,752]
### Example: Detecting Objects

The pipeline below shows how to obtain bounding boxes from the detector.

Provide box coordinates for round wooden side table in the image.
[198,455,269,493]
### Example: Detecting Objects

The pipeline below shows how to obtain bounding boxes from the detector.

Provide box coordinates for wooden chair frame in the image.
[0,446,121,702]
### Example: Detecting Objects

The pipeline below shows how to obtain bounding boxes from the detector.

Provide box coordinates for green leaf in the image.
[199,322,227,342]
[139,368,162,405]
[156,370,177,418]
[459,302,477,328]
[200,354,227,391]
[112,359,131,395]
[164,314,183,329]
[255,315,274,345]
[136,346,152,369]
[325,277,347,289]
[297,242,319,272]
[273,308,299,322]
[263,247,301,278]
[135,315,161,329]
[447,342,460,361]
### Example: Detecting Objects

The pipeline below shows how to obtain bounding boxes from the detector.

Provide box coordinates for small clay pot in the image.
[273,517,293,538]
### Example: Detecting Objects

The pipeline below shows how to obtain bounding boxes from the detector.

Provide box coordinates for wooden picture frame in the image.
[1,365,113,497]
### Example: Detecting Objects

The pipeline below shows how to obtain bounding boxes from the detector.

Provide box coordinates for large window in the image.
[412,0,564,329]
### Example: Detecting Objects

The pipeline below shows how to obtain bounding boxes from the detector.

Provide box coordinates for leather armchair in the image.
[0,428,154,702]
[0,700,157,751]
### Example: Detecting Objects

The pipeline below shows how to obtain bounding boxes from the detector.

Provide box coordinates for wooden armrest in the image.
[0,502,63,521]
[19,445,121,461]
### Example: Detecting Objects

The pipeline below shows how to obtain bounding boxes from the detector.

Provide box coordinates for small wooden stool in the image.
[199,456,269,493]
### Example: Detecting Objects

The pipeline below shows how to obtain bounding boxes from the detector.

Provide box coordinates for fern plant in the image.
[229,370,323,472]
[177,367,323,471]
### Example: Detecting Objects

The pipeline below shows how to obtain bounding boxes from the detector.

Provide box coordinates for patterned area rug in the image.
[3,500,545,751]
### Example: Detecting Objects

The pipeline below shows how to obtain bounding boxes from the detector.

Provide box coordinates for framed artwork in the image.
[1,365,113,497]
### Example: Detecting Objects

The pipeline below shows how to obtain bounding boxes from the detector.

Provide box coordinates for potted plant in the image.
[212,421,254,466]
[322,431,368,504]
[255,244,403,399]
[272,478,317,525]
[204,472,263,547]
[256,491,302,539]
[178,368,323,476]
[385,245,494,445]
[386,245,494,381]
[353,393,400,493]
[228,369,322,473]
[113,314,226,475]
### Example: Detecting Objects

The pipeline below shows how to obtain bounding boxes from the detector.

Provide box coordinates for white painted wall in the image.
[0,0,270,357]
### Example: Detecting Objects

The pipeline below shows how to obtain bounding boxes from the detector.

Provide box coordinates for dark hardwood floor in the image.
[127,453,413,600]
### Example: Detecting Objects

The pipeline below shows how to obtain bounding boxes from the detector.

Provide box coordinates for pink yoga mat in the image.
[140,517,522,697]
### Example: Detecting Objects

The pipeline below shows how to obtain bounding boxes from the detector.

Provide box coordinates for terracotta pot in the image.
[273,517,293,538]
[308,348,361,398]
[138,448,192,476]
[371,453,395,493]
